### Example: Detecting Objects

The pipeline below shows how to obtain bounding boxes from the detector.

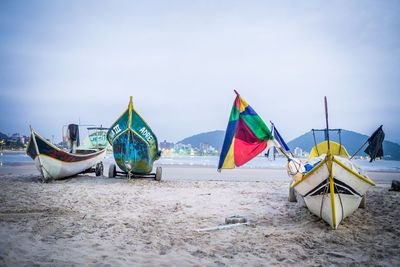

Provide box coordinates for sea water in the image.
[1,151,400,172]
[156,155,400,172]
[0,151,31,165]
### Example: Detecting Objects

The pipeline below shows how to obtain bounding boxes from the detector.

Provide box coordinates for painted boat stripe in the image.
[34,150,105,163]
[333,158,376,186]
[109,107,129,133]
[304,178,362,198]
[35,132,104,158]
[112,128,130,143]
[108,100,157,147]
[113,128,150,148]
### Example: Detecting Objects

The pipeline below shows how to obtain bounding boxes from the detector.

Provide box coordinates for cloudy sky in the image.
[1,0,399,144]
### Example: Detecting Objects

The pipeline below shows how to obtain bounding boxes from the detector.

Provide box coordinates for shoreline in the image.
[2,161,400,171]
[0,149,25,153]
[1,162,399,184]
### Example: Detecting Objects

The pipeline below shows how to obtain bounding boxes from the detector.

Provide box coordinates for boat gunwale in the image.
[291,157,328,188]
[27,130,106,162]
[34,150,106,163]
[332,157,376,186]
[34,131,106,157]
[292,155,376,188]
[111,127,151,149]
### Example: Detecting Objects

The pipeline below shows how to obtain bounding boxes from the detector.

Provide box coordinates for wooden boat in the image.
[107,97,161,180]
[288,98,376,229]
[26,126,107,182]
[79,127,109,150]
[289,141,375,228]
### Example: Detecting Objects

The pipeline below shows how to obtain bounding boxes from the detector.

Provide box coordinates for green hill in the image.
[0,132,8,140]
[287,129,400,160]
[178,130,225,150]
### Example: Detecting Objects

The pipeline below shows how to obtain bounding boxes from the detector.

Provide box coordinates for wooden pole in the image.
[324,97,337,228]
[29,125,45,179]
[278,146,290,159]
[324,96,330,151]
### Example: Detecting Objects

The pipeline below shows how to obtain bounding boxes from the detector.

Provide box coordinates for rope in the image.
[287,158,303,176]
[319,157,344,225]
[319,179,330,218]
[334,181,345,222]
[319,158,331,218]
[338,129,342,154]
[125,130,131,179]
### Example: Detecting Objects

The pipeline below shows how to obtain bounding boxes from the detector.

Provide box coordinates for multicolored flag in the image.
[218,90,274,171]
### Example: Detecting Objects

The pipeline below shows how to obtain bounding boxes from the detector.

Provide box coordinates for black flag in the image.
[364,125,385,162]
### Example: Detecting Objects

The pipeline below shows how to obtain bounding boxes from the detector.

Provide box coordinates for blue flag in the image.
[272,123,290,153]
[265,122,291,159]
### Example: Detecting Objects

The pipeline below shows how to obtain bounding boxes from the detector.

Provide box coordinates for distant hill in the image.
[177,129,400,160]
[287,129,400,160]
[0,132,7,140]
[178,130,225,150]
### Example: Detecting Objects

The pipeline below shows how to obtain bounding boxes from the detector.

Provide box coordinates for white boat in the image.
[26,126,107,181]
[289,140,376,229]
[287,97,377,229]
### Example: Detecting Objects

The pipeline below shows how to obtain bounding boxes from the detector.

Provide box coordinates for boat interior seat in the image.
[308,140,350,159]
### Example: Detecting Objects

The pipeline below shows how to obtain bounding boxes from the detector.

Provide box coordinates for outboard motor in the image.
[67,124,80,153]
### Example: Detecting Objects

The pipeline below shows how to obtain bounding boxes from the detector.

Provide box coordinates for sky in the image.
[1,0,399,144]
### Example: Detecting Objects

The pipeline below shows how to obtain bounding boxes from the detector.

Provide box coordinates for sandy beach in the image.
[0,163,399,266]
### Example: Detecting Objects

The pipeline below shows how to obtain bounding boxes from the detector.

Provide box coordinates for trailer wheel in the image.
[95,162,104,176]
[108,163,116,178]
[155,166,162,181]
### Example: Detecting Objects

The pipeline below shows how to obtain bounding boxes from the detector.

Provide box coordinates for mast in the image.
[324,97,337,228]
[325,96,330,150]
[126,96,133,178]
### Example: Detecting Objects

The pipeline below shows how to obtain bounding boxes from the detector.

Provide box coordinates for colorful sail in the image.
[218,90,273,170]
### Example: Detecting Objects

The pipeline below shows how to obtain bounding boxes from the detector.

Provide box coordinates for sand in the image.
[0,163,399,266]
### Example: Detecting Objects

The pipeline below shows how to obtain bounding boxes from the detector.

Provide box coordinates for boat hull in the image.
[107,97,160,175]
[112,129,153,174]
[293,156,375,228]
[27,131,106,180]
[33,151,106,179]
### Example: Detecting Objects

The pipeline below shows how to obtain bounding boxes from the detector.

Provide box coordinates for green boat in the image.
[107,97,161,180]
[79,127,109,150]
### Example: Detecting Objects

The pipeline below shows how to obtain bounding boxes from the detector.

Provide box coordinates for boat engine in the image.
[67,124,80,153]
